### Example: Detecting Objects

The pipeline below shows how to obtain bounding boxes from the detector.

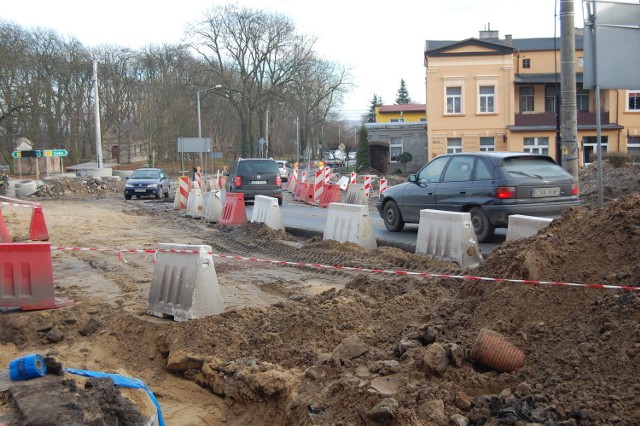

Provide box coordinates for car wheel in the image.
[470,206,495,243]
[135,195,141,199]
[383,200,405,232]
[163,187,169,198]
[124,194,132,200]
[278,196,283,206]
[155,189,161,199]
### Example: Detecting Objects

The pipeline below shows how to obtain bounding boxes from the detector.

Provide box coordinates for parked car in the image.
[276,160,289,182]
[124,167,170,200]
[376,152,580,242]
[225,158,283,205]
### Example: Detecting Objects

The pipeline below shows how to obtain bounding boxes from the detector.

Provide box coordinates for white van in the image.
[275,160,288,182]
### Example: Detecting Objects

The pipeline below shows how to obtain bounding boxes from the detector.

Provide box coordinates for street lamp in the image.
[196,84,222,172]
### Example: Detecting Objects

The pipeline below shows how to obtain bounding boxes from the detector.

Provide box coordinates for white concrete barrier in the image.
[505,215,553,241]
[336,176,349,191]
[147,243,224,321]
[185,186,205,219]
[203,190,224,223]
[415,209,483,269]
[323,203,377,249]
[251,195,285,231]
[341,183,367,206]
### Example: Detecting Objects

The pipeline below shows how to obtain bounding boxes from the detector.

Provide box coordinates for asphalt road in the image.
[245,192,506,257]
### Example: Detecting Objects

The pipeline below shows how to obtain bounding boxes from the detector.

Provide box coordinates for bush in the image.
[603,152,629,168]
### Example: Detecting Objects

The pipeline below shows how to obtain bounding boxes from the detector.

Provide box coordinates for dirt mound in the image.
[1,162,640,425]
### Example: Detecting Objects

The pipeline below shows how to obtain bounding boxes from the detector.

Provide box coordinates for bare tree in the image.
[187,4,324,158]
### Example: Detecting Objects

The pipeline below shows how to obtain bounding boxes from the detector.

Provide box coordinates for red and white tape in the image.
[49,246,640,292]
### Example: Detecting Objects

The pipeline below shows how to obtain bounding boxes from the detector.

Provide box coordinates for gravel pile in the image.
[35,176,124,198]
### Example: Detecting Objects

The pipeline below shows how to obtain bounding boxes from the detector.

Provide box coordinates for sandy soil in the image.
[1,162,639,425]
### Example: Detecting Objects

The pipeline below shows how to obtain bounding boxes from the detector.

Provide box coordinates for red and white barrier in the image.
[324,166,331,185]
[364,175,371,198]
[379,177,387,197]
[350,171,356,185]
[301,170,307,182]
[175,176,190,210]
[313,169,323,204]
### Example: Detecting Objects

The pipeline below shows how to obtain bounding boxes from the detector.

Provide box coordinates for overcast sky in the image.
[3,0,588,119]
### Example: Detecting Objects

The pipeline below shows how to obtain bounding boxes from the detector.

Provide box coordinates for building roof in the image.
[425,35,584,55]
[378,104,426,113]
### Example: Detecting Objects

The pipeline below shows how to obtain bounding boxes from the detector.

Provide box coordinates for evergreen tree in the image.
[355,123,371,171]
[395,79,412,104]
[367,93,383,123]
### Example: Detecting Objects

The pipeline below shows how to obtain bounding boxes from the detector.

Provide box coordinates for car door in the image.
[399,156,449,222]
[434,155,476,211]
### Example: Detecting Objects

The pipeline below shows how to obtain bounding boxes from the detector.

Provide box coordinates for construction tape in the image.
[49,246,640,292]
[9,354,47,381]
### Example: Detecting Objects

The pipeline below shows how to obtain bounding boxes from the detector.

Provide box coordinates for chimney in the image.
[505,34,513,46]
[479,24,499,40]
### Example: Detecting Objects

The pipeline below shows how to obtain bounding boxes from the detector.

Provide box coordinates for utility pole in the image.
[92,60,103,168]
[560,0,579,179]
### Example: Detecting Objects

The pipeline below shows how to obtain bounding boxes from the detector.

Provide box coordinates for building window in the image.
[628,136,640,155]
[519,86,534,112]
[446,86,462,114]
[576,87,589,111]
[628,90,640,111]
[545,86,560,113]
[447,138,462,154]
[390,137,403,162]
[479,137,495,151]
[523,137,549,155]
[522,58,531,69]
[479,86,495,113]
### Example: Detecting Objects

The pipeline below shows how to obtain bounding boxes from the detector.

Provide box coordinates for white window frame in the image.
[627,136,640,155]
[447,138,462,154]
[523,137,549,155]
[479,137,495,152]
[446,86,462,114]
[520,86,535,112]
[478,85,496,114]
[628,90,640,112]
[389,137,403,163]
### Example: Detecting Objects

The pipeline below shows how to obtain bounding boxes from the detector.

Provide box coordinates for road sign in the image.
[338,143,346,151]
[12,150,41,158]
[42,149,68,157]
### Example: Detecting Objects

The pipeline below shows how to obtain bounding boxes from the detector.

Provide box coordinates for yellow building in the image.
[374,104,427,123]
[424,29,640,165]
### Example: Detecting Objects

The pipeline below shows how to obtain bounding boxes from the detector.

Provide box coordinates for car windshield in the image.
[238,161,276,174]
[502,157,567,178]
[131,170,160,179]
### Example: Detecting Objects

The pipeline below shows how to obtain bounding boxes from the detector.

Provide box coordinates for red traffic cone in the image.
[29,206,49,241]
[0,209,11,243]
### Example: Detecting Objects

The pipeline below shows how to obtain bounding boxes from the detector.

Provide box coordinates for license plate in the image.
[135,189,147,192]
[250,180,267,185]
[532,187,560,197]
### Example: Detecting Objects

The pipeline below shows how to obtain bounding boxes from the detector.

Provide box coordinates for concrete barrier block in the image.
[185,188,205,219]
[337,176,349,191]
[340,184,367,206]
[415,209,483,269]
[251,195,285,231]
[323,203,377,249]
[147,243,224,321]
[203,190,223,223]
[505,215,553,241]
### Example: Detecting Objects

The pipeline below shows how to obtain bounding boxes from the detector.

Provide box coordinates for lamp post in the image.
[196,84,222,172]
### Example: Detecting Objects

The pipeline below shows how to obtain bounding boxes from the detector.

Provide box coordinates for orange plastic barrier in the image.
[318,184,342,208]
[292,181,306,202]
[0,243,73,310]
[219,193,248,225]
